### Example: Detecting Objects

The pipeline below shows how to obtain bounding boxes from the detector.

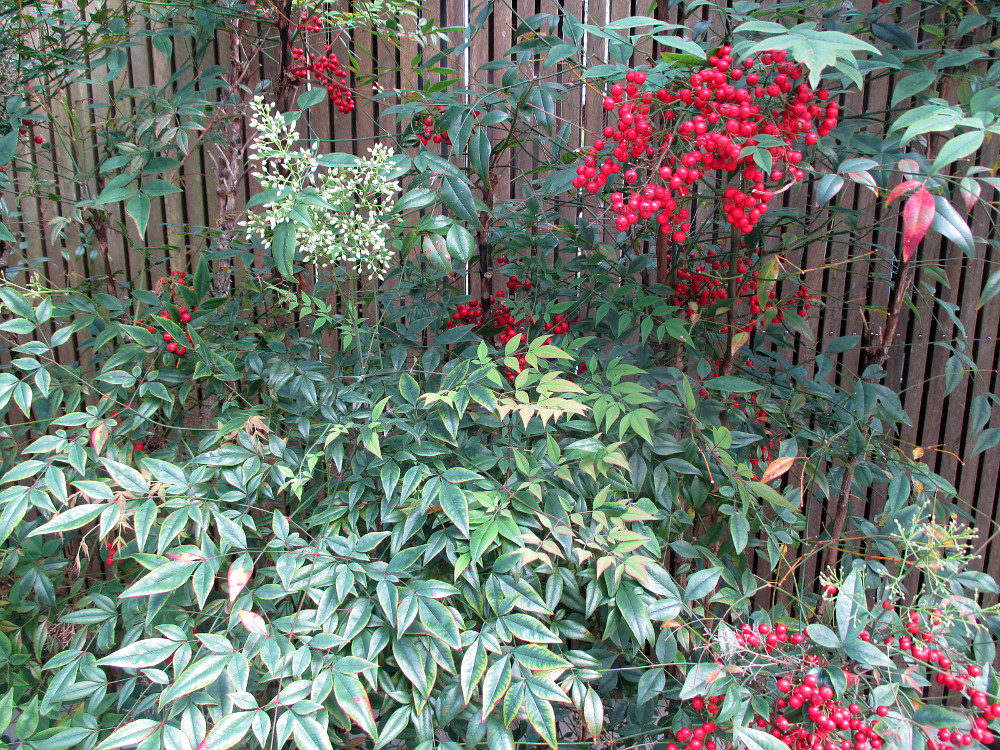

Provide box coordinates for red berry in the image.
[134,442,146,451]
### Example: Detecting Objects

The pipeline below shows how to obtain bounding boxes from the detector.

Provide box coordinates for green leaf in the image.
[126,193,151,236]
[297,87,327,109]
[438,481,469,536]
[931,195,975,257]
[871,22,915,49]
[0,689,14,734]
[650,35,705,59]
[141,179,182,197]
[94,720,160,750]
[446,223,475,264]
[392,638,431,696]
[30,727,95,750]
[502,613,559,643]
[97,638,180,668]
[0,318,36,334]
[316,152,361,168]
[440,175,481,228]
[0,129,17,165]
[159,654,229,704]
[976,269,1000,310]
[0,287,35,319]
[333,672,378,737]
[891,71,936,106]
[615,585,653,644]
[972,428,1000,456]
[100,458,149,494]
[678,662,723,700]
[121,560,199,598]
[418,597,461,649]
[95,186,138,205]
[28,504,106,536]
[292,715,335,750]
[932,129,984,174]
[815,174,844,205]
[271,220,297,278]
[912,705,966,728]
[844,638,895,669]
[735,726,791,750]
[943,355,964,396]
[684,567,722,600]
[73,481,115,501]
[399,373,420,404]
[513,644,570,672]
[469,129,491,182]
[460,639,488,703]
[0,492,29,545]
[395,188,437,214]
[373,707,410,750]
[197,712,254,750]
[521,685,558,748]
[806,624,841,648]
[481,656,511,713]
[703,376,762,393]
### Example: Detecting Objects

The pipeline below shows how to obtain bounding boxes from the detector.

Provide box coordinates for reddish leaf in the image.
[902,187,935,262]
[227,554,252,603]
[91,423,109,454]
[165,551,203,562]
[885,179,922,206]
[237,610,268,636]
[761,456,797,484]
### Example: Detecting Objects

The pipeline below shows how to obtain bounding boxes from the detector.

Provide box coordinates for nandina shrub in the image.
[3,1,1000,750]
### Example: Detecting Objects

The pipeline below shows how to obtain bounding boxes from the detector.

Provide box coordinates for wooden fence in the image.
[4,0,1000,591]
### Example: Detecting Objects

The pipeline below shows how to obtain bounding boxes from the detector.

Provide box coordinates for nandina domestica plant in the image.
[2,1,1000,750]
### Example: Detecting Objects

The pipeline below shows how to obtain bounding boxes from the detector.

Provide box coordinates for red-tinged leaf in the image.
[902,187,935,262]
[166,551,203,562]
[237,610,268,636]
[227,554,253,603]
[583,686,604,739]
[885,179,922,206]
[959,176,980,212]
[761,456,797,484]
[91,423,109,454]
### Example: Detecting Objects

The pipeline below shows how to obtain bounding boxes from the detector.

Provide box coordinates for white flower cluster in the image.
[242,96,400,279]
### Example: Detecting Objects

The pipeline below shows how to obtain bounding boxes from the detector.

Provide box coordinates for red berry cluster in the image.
[664,246,815,331]
[663,718,720,750]
[290,44,355,114]
[414,107,453,148]
[441,256,584,382]
[104,541,117,566]
[444,298,485,328]
[135,271,199,360]
[298,10,323,31]
[573,47,839,237]
[721,610,997,750]
[17,118,45,146]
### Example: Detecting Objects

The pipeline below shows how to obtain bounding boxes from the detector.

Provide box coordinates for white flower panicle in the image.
[242,96,400,279]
